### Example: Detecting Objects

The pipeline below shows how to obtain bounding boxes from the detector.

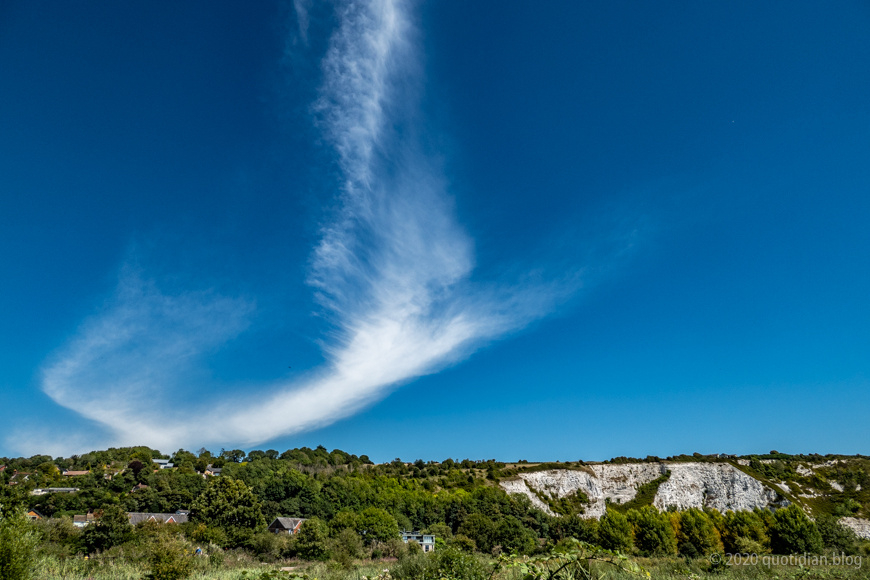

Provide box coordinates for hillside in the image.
[497,453,870,538]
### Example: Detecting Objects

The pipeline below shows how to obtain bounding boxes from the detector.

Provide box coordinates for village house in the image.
[30,487,79,495]
[26,509,44,521]
[267,517,306,534]
[151,459,174,470]
[130,483,149,493]
[63,470,89,477]
[400,531,436,553]
[128,511,189,525]
[72,512,95,528]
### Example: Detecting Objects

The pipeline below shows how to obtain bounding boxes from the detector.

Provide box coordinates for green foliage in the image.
[547,490,590,517]
[190,478,265,530]
[597,509,633,553]
[0,509,39,580]
[719,509,770,554]
[627,506,676,556]
[506,538,648,580]
[494,515,537,554]
[770,504,823,555]
[816,514,860,554]
[458,513,497,554]
[143,540,194,580]
[294,517,331,561]
[81,504,134,554]
[676,508,720,557]
[357,507,399,544]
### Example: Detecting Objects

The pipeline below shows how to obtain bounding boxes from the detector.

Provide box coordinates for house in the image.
[267,517,306,534]
[26,509,44,521]
[127,512,189,525]
[72,512,95,528]
[9,471,31,485]
[400,531,436,553]
[63,470,90,477]
[130,483,149,493]
[151,459,174,470]
[0,465,6,473]
[204,464,222,476]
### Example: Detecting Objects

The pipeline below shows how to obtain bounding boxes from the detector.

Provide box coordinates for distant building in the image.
[205,465,222,476]
[130,483,149,493]
[73,512,95,528]
[26,509,44,521]
[268,517,306,534]
[63,470,90,477]
[128,511,189,525]
[151,459,174,470]
[400,531,435,553]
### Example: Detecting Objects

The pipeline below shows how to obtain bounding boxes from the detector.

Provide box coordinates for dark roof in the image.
[127,512,189,525]
[268,517,306,530]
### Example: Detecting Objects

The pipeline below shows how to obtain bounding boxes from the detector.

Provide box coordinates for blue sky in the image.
[1,1,868,461]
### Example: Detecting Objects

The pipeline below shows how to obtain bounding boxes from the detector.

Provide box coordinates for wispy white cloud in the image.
[16,0,574,455]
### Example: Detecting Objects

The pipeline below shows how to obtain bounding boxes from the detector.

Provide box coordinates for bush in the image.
[0,510,39,580]
[80,505,134,554]
[816,514,859,555]
[770,505,823,555]
[190,478,265,530]
[627,506,676,556]
[677,508,721,557]
[143,540,194,580]
[598,509,633,553]
[720,510,769,554]
[458,514,496,554]
[294,517,331,561]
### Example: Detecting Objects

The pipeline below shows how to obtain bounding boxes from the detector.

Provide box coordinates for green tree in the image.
[720,509,770,554]
[677,508,720,557]
[493,515,536,554]
[190,478,265,530]
[357,507,399,544]
[770,505,823,555]
[458,513,496,553]
[294,517,331,561]
[816,514,859,555]
[81,504,134,553]
[0,508,38,580]
[143,540,194,580]
[627,506,676,556]
[597,509,633,553]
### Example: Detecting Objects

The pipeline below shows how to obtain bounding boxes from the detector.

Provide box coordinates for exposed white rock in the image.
[737,459,750,466]
[796,464,813,477]
[840,517,870,540]
[654,463,779,513]
[501,462,780,519]
[829,481,844,492]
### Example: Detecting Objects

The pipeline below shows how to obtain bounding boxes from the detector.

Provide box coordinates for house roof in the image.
[130,483,149,492]
[268,517,306,530]
[63,470,90,476]
[127,512,189,525]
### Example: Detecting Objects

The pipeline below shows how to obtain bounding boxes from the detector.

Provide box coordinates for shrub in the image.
[143,540,194,580]
[294,517,331,561]
[720,510,769,554]
[0,510,39,580]
[677,508,721,557]
[598,509,633,553]
[627,506,676,556]
[80,505,134,554]
[770,505,823,555]
[816,514,859,555]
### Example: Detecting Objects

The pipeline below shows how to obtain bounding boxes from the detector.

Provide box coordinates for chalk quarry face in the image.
[502,462,779,518]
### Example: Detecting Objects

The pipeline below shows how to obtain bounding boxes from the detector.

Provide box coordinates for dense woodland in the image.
[1,446,868,579]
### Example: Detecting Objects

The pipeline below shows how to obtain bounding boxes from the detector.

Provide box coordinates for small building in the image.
[268,517,306,534]
[400,531,435,553]
[204,464,222,476]
[73,512,95,528]
[63,470,90,477]
[26,509,44,521]
[130,483,149,493]
[127,512,189,525]
[151,459,174,470]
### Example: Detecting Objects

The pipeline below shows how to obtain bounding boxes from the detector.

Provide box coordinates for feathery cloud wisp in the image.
[23,0,571,455]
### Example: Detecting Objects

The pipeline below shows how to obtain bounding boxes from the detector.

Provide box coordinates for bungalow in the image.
[204,464,222,476]
[267,517,306,534]
[400,531,436,553]
[63,470,90,477]
[130,483,149,493]
[151,459,174,470]
[128,511,189,525]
